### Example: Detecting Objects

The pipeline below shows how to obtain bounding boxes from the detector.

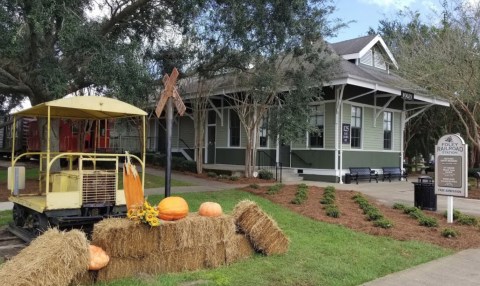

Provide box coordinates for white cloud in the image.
[359,0,416,9]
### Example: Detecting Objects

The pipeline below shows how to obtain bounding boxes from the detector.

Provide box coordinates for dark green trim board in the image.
[343,151,401,168]
[215,148,245,165]
[300,174,338,183]
[291,150,335,169]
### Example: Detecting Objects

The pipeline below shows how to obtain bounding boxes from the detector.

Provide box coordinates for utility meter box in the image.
[8,166,26,191]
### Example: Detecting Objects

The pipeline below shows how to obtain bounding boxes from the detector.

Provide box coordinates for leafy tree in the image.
[370,2,480,167]
[186,0,342,177]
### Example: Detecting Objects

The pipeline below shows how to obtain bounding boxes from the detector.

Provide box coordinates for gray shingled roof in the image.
[330,34,377,56]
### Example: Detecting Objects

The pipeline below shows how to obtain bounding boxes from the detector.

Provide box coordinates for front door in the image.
[206,110,216,164]
[279,143,291,168]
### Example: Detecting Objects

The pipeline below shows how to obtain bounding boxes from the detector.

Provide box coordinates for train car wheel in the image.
[31,212,49,236]
[12,203,26,227]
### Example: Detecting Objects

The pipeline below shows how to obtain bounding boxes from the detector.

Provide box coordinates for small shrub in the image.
[229,175,239,181]
[207,171,217,178]
[366,208,384,221]
[418,216,438,227]
[267,183,284,194]
[457,214,478,226]
[291,185,309,204]
[441,228,459,238]
[249,183,259,189]
[325,205,341,218]
[258,169,274,180]
[408,208,424,220]
[320,197,334,205]
[218,174,229,179]
[373,218,394,229]
[392,203,407,210]
[442,209,461,220]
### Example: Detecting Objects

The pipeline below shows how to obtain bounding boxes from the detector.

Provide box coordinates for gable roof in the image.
[331,34,399,69]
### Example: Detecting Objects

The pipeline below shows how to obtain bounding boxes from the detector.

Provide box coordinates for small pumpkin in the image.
[88,245,110,270]
[157,196,189,221]
[198,202,223,217]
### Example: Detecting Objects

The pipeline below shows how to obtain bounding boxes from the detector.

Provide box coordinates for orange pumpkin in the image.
[88,245,110,270]
[198,202,223,217]
[157,196,189,221]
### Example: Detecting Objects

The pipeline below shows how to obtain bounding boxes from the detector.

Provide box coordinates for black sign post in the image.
[342,123,350,144]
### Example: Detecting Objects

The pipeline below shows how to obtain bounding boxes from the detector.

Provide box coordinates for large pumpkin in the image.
[157,196,189,220]
[88,245,110,270]
[198,202,223,217]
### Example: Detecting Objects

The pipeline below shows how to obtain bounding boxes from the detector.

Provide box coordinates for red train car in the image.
[27,119,110,152]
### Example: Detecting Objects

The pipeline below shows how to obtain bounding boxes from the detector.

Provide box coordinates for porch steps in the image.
[280,168,303,182]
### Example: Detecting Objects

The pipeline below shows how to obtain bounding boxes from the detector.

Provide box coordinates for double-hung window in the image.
[229,110,240,147]
[259,113,268,147]
[383,111,392,149]
[309,105,324,148]
[351,106,362,148]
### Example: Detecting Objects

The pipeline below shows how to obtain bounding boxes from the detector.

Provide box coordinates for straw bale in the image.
[0,228,89,286]
[70,271,96,286]
[92,213,235,258]
[232,200,289,255]
[225,233,255,264]
[96,243,227,282]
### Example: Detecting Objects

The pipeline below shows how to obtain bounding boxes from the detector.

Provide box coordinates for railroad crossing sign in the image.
[155,67,186,117]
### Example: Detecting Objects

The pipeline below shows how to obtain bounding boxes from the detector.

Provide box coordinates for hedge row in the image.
[353,194,393,229]
[321,186,340,218]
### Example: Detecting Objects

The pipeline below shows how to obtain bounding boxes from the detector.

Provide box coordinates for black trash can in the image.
[345,173,351,184]
[413,176,437,211]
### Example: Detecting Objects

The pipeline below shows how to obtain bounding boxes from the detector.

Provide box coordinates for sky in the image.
[327,0,448,43]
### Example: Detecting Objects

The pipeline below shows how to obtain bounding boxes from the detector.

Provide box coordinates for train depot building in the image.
[145,35,449,183]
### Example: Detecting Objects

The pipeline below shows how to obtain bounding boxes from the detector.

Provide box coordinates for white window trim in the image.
[307,104,325,149]
[350,105,363,150]
[383,111,393,150]
[258,114,269,149]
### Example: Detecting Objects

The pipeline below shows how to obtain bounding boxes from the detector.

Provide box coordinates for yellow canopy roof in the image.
[14,96,147,119]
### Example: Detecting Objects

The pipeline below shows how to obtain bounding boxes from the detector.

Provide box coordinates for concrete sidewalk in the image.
[362,248,480,286]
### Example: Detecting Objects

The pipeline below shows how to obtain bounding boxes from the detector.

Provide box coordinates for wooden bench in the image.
[382,167,408,182]
[349,167,378,184]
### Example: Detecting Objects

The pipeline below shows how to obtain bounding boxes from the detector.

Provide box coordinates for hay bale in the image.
[96,243,227,282]
[232,200,289,255]
[70,271,96,286]
[225,233,255,264]
[92,213,235,258]
[0,229,89,286]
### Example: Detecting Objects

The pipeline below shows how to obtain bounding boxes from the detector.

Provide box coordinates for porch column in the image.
[335,85,346,183]
[400,102,406,172]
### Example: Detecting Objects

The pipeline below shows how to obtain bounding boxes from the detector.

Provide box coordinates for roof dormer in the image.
[330,34,398,72]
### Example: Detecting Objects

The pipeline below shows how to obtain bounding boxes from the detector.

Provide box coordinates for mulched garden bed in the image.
[244,184,480,250]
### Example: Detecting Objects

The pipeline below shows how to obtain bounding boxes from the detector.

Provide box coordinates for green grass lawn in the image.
[0,210,12,227]
[94,190,452,286]
[0,168,192,188]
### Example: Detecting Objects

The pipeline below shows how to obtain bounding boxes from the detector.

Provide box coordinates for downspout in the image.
[400,101,406,174]
[335,84,346,183]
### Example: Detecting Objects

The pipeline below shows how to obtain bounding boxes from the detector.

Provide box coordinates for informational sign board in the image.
[401,90,414,101]
[435,134,468,197]
[342,123,350,144]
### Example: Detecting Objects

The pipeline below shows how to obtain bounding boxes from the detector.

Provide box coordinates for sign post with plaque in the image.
[342,123,350,144]
[435,134,468,223]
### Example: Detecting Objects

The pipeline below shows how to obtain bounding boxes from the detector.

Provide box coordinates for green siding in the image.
[393,112,401,152]
[292,136,306,148]
[363,107,382,150]
[325,102,336,149]
[290,150,335,169]
[216,148,245,165]
[343,151,401,168]
[172,120,179,148]
[178,117,195,149]
[257,149,276,166]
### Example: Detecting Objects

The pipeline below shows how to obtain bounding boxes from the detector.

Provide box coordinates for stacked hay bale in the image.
[92,213,254,282]
[232,200,290,255]
[0,229,89,286]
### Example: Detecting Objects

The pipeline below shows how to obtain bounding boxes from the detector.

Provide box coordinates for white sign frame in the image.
[435,134,468,197]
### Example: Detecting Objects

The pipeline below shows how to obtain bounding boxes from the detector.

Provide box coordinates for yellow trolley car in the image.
[7,96,147,241]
